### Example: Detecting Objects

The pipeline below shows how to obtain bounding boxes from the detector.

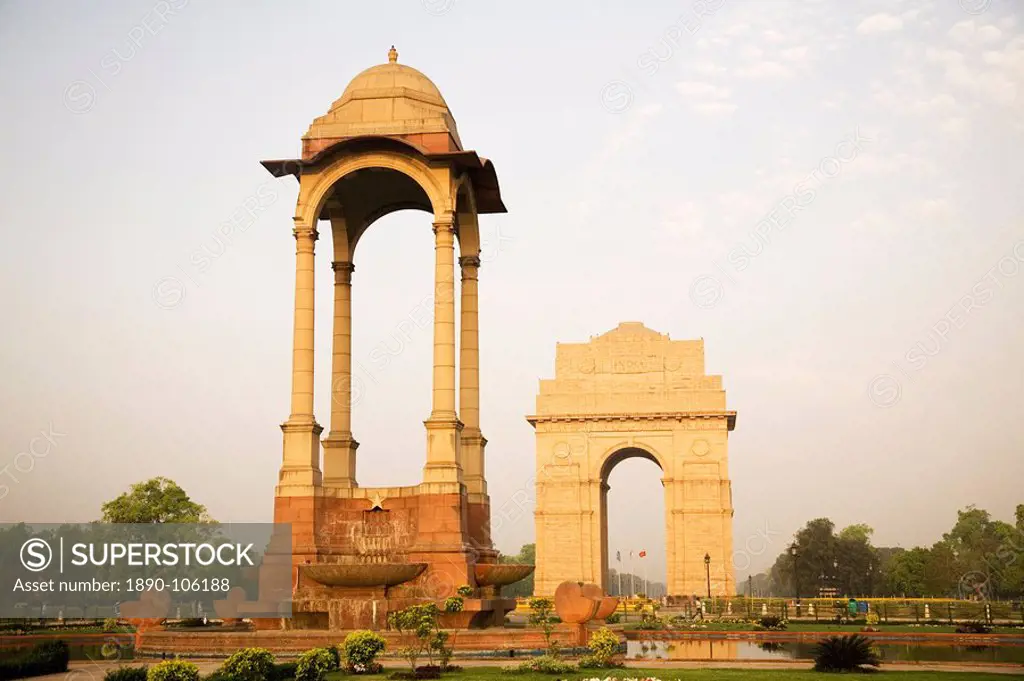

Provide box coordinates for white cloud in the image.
[740,45,765,60]
[939,117,969,140]
[692,59,727,76]
[723,22,751,37]
[676,81,731,99]
[736,61,793,79]
[928,46,1019,106]
[949,20,1004,47]
[676,80,737,116]
[661,201,706,240]
[780,46,809,61]
[692,101,739,116]
[857,13,904,34]
[905,198,953,221]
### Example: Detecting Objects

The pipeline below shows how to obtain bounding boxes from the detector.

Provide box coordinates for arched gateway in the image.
[529,323,737,598]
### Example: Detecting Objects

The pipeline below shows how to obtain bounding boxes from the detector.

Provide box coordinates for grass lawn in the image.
[624,622,1022,634]
[322,668,1019,680]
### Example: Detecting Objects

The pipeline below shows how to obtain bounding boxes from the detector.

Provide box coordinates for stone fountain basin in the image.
[301,563,427,587]
[473,563,535,587]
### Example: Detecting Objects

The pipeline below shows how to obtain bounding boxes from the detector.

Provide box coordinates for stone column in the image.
[278,222,322,492]
[423,216,463,485]
[322,260,358,488]
[459,255,487,497]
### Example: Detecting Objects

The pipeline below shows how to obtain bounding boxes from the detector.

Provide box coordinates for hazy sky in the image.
[1,0,1022,583]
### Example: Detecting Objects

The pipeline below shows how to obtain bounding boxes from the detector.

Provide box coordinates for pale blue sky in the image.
[1,0,1022,582]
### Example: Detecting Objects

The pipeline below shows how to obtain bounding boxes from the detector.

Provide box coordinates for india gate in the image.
[530,323,737,597]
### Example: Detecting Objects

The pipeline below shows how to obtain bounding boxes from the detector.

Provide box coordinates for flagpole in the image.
[630,551,635,597]
[617,553,622,597]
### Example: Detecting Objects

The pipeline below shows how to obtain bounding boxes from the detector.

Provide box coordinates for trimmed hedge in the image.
[104,667,149,681]
[0,640,70,681]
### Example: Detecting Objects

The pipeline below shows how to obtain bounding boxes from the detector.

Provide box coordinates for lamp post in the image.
[789,546,800,617]
[704,553,712,599]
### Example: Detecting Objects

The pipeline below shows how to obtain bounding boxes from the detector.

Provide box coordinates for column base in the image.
[423,416,464,485]
[277,417,323,496]
[322,432,359,489]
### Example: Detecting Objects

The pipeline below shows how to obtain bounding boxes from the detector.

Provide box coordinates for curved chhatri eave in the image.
[474,563,535,587]
[302,562,427,587]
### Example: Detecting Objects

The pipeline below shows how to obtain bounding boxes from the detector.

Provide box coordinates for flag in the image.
[616,551,621,562]
[639,550,647,558]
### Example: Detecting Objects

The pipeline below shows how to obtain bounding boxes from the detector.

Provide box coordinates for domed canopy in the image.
[302,46,463,158]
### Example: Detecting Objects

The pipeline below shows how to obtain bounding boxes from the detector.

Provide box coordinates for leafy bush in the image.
[605,612,620,624]
[104,667,149,681]
[635,615,665,630]
[104,618,121,632]
[0,640,70,681]
[811,634,880,672]
[343,630,386,674]
[220,648,275,681]
[865,613,880,626]
[270,662,297,681]
[756,615,788,631]
[503,654,576,675]
[456,584,474,597]
[199,673,233,681]
[295,648,338,681]
[527,597,559,654]
[389,603,441,673]
[586,627,621,667]
[668,614,692,629]
[148,660,200,681]
[443,596,464,613]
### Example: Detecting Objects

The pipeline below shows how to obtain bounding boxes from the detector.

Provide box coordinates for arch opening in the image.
[317,207,437,489]
[601,448,667,599]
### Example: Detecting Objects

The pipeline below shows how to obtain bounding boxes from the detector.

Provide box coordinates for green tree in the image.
[834,525,879,597]
[499,543,536,597]
[785,518,838,597]
[883,547,929,596]
[101,477,211,523]
[838,524,873,544]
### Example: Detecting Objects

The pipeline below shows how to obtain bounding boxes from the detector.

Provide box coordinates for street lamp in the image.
[789,546,801,617]
[704,553,712,598]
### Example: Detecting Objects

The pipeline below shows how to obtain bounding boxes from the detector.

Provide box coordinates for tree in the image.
[101,477,211,523]
[787,518,838,597]
[499,544,536,597]
[834,527,879,597]
[838,524,873,544]
[883,547,929,597]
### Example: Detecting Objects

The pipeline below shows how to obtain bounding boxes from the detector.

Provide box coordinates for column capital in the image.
[331,261,355,284]
[459,255,481,270]
[432,215,456,234]
[292,225,319,241]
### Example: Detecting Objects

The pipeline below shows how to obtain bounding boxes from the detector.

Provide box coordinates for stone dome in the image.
[302,46,463,158]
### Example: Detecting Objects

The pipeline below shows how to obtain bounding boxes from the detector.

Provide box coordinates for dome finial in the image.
[388,45,398,63]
